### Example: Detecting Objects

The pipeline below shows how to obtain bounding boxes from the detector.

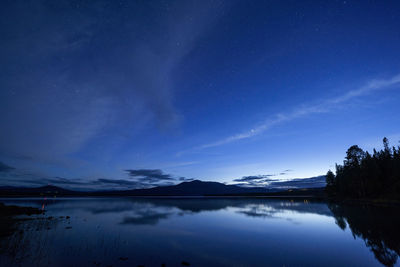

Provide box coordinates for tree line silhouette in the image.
[326,137,400,199]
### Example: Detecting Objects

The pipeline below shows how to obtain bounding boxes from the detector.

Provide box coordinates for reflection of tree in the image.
[328,203,400,267]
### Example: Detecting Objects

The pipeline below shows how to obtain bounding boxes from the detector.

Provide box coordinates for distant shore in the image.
[1,185,399,205]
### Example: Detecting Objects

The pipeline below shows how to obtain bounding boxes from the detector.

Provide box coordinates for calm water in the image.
[0,197,399,267]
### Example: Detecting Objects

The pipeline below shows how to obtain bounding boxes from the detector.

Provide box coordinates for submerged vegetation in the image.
[326,138,400,200]
[0,202,43,260]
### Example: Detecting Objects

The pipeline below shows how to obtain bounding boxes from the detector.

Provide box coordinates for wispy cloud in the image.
[0,170,143,191]
[232,169,295,186]
[199,73,400,149]
[233,174,326,189]
[268,175,327,189]
[279,169,293,175]
[125,168,192,187]
[233,176,279,187]
[125,169,175,182]
[0,1,228,166]
[233,175,277,182]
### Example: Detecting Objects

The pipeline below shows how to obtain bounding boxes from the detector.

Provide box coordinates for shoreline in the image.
[1,194,399,206]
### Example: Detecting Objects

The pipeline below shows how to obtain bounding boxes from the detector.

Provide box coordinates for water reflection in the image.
[121,210,173,225]
[0,197,399,267]
[329,203,400,267]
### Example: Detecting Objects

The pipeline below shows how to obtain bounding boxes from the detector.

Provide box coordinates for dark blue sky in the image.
[1,0,400,189]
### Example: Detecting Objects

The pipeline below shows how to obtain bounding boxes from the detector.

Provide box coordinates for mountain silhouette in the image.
[0,180,326,197]
[0,185,75,196]
[0,180,268,196]
[123,180,267,196]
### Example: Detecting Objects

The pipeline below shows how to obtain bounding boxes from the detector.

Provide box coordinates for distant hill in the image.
[0,179,327,197]
[0,180,267,197]
[119,180,267,196]
[0,185,77,196]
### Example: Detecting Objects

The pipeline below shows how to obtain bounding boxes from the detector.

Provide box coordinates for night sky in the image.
[1,0,400,190]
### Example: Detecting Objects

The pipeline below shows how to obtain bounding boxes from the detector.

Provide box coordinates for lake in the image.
[0,197,399,267]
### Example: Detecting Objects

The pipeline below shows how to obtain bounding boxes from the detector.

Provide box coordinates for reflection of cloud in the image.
[236,201,332,222]
[3,198,333,227]
[121,210,173,225]
[114,199,333,225]
[237,205,277,219]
